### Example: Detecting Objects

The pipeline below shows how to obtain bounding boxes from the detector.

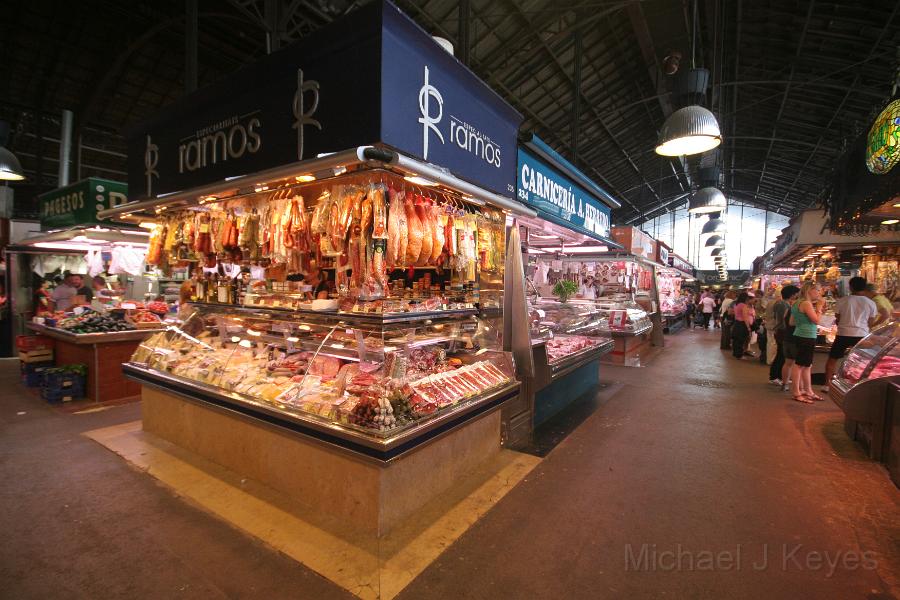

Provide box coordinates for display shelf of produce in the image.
[191,302,479,324]
[122,363,518,462]
[27,323,167,344]
[547,338,614,379]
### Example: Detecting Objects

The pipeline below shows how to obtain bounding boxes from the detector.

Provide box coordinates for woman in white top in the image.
[578,276,597,300]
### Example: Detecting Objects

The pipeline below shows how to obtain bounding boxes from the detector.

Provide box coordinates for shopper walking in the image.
[699,293,716,329]
[713,293,722,329]
[768,285,799,386]
[761,286,779,365]
[720,291,736,349]
[789,282,823,403]
[731,292,754,359]
[822,277,878,392]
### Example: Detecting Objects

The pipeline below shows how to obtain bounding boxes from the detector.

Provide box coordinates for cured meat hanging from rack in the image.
[430,202,443,263]
[371,185,386,238]
[415,195,433,266]
[385,187,404,267]
[405,192,423,265]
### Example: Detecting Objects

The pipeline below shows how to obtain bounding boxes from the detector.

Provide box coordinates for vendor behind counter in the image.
[50,273,91,311]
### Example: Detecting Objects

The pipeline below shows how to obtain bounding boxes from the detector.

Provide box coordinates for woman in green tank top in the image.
[789,282,822,403]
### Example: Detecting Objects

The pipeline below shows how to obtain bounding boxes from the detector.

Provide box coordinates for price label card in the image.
[120,302,136,310]
[608,310,627,329]
[73,307,85,315]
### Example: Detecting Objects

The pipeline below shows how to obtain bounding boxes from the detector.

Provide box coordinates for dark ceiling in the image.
[2,0,898,224]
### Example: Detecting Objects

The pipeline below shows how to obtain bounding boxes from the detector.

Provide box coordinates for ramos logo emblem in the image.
[293,68,322,161]
[418,66,444,160]
[144,135,159,196]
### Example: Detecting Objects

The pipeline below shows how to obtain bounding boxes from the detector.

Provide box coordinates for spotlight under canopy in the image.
[655,105,723,157]
[689,187,727,214]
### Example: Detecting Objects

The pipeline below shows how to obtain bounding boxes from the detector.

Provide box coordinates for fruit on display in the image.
[146,301,169,315]
[130,310,162,324]
[57,314,135,334]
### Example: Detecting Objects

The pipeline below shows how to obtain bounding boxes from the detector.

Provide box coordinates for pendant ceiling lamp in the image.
[700,217,726,235]
[710,247,723,256]
[0,121,23,181]
[704,234,725,247]
[690,187,727,214]
[655,105,722,157]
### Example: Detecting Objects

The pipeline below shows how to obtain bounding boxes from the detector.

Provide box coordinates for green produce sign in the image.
[39,178,128,231]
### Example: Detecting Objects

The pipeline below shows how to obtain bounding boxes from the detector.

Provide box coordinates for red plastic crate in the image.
[16,335,54,352]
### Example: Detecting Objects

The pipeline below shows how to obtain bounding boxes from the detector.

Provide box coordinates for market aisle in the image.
[2,327,898,600]
[399,327,900,600]
[0,360,354,600]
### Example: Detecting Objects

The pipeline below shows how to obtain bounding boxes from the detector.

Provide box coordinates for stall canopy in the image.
[770,208,899,267]
[120,0,523,210]
[515,133,619,248]
[668,253,695,278]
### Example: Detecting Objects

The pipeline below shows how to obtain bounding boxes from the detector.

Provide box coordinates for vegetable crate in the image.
[40,367,86,403]
[20,361,55,387]
[16,335,54,352]
[17,335,55,363]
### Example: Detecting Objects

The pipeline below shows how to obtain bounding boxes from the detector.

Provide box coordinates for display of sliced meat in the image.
[308,355,344,379]
[414,196,432,266]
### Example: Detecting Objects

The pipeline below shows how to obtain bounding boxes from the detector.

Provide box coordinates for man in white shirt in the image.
[823,276,878,391]
[699,294,716,329]
[50,273,84,312]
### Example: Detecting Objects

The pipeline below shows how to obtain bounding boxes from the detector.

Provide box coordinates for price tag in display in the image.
[73,306,85,315]
[608,309,627,329]
[120,302,136,310]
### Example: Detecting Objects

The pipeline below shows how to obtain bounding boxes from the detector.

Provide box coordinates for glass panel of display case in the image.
[129,304,516,438]
[836,321,899,386]
[526,299,613,364]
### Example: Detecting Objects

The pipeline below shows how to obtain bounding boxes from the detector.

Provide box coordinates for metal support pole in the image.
[265,0,281,54]
[58,109,73,186]
[75,134,82,181]
[185,0,198,93]
[457,0,470,66]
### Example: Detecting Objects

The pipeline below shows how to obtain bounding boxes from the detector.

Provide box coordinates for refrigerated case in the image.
[830,321,900,480]
[522,299,613,428]
[127,302,518,455]
[656,267,688,333]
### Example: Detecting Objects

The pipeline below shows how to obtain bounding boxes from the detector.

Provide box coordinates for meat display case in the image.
[522,299,613,427]
[829,320,900,479]
[125,303,519,460]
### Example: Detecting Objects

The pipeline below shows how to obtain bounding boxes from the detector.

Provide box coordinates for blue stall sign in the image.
[516,145,614,242]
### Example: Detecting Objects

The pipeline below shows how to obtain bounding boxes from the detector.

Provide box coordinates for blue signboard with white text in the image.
[125,1,522,200]
[516,144,614,243]
[380,3,522,197]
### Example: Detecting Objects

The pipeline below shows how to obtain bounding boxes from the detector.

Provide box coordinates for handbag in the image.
[749,331,758,345]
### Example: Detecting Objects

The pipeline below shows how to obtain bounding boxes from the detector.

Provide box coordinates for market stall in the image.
[769,209,899,351]
[660,252,695,333]
[100,0,532,539]
[829,321,900,485]
[502,135,618,446]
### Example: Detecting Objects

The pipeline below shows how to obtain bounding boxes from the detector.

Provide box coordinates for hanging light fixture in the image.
[689,187,727,214]
[710,247,723,256]
[0,121,24,181]
[700,216,726,235]
[704,235,725,247]
[655,105,722,157]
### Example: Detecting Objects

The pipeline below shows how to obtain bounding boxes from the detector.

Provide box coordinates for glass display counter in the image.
[126,303,518,459]
[522,299,613,427]
[829,321,900,475]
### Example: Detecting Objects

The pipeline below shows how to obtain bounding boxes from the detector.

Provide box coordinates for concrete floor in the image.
[1,328,898,599]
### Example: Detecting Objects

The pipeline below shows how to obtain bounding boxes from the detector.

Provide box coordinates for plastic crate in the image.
[16,335,54,352]
[20,361,55,387]
[41,386,84,403]
[41,368,86,399]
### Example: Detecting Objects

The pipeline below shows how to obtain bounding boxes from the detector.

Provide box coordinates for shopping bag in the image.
[749,331,758,345]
